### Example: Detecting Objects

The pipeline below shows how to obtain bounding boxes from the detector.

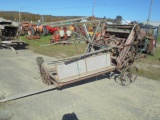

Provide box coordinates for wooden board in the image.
[56,53,111,82]
[58,66,115,83]
[56,59,86,80]
[86,54,111,72]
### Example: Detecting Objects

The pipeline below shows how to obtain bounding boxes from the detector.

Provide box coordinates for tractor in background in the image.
[19,22,48,36]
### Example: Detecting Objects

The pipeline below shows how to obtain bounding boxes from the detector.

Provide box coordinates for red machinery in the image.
[46,26,59,34]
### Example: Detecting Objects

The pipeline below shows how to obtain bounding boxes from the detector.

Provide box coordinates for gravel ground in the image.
[0,49,160,120]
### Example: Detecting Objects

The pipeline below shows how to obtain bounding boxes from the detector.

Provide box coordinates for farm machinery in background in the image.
[40,17,98,45]
[0,18,28,51]
[19,20,75,37]
[19,22,49,36]
[19,17,95,42]
[140,26,159,55]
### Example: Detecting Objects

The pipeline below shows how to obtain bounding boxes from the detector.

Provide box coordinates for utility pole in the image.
[19,5,21,22]
[92,0,96,17]
[147,0,154,25]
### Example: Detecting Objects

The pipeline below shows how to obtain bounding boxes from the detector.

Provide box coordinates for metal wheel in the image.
[40,65,53,86]
[120,66,138,86]
[36,57,53,86]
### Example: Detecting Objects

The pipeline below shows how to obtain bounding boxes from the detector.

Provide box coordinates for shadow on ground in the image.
[59,70,122,90]
[62,112,78,120]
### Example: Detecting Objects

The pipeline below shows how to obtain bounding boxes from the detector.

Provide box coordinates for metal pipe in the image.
[91,21,101,41]
[49,20,101,27]
[42,17,89,26]
[60,46,113,63]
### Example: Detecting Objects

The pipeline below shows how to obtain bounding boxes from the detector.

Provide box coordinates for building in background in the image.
[143,21,160,27]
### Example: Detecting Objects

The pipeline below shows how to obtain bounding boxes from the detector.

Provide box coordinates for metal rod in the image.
[42,17,89,26]
[56,46,113,63]
[0,86,57,103]
[48,20,101,27]
[85,21,101,53]
[91,21,101,41]
[82,18,91,41]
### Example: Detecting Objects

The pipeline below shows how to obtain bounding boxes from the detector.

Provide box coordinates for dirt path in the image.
[0,49,160,120]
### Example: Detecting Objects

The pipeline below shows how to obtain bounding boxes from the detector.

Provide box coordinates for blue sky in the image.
[0,0,159,22]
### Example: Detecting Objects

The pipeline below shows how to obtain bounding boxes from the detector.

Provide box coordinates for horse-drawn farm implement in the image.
[37,22,144,87]
[0,20,153,102]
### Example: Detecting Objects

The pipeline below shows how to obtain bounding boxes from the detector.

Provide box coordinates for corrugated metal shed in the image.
[143,21,160,27]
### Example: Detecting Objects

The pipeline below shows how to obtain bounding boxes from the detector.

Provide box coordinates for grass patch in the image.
[157,29,160,44]
[20,35,87,57]
[138,67,160,80]
[143,47,160,65]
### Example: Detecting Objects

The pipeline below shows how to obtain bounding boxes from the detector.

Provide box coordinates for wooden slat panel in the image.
[56,53,111,82]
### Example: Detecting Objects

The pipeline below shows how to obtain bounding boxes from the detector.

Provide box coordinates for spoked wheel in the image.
[120,66,138,86]
[36,57,53,86]
[39,65,53,86]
